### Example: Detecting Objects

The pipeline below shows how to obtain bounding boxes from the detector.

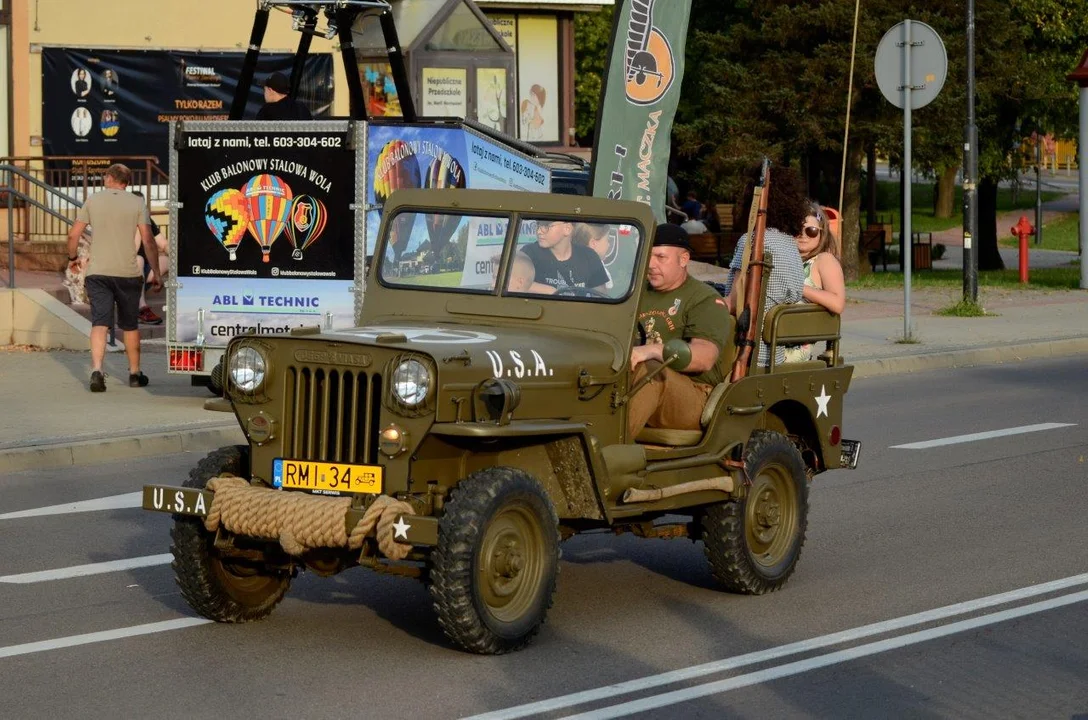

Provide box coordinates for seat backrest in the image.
[762,303,841,346]
[761,303,841,372]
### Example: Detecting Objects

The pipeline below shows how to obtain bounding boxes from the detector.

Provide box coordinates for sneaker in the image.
[90,371,106,393]
[129,371,150,388]
[138,306,163,325]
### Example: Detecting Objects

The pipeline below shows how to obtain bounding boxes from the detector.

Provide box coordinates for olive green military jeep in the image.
[144,188,860,654]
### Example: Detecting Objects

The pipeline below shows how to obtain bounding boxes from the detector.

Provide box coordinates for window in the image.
[504,218,643,301]
[380,210,510,292]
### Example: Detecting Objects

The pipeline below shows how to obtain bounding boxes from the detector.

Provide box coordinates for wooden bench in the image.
[687,231,742,266]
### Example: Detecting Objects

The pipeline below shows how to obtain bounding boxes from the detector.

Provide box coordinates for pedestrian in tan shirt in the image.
[67,164,164,392]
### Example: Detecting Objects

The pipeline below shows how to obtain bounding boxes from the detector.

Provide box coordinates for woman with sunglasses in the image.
[784,202,846,362]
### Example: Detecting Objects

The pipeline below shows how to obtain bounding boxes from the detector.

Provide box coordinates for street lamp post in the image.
[1068,49,1088,290]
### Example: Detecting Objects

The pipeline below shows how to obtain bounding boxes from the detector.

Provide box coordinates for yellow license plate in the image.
[273,459,382,495]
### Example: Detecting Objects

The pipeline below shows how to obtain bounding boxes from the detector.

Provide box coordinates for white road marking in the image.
[889,422,1076,449]
[564,589,1088,719]
[465,572,1088,720]
[0,554,172,584]
[0,492,141,520]
[0,618,212,660]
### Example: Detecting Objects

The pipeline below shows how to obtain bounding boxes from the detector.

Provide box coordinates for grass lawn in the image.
[848,266,1082,290]
[872,180,1065,234]
[998,212,1081,252]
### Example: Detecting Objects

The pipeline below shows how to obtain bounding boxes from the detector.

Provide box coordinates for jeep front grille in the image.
[282,366,383,464]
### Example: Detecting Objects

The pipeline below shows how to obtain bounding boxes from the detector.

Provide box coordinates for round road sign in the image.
[874,20,947,110]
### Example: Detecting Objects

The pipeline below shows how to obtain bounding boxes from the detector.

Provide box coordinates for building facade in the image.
[1,0,612,164]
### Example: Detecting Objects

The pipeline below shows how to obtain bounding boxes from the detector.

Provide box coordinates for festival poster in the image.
[173,125,355,343]
[420,67,467,117]
[41,48,333,171]
[365,123,551,255]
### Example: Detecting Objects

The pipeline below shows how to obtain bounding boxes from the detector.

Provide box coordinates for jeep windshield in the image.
[378,209,645,302]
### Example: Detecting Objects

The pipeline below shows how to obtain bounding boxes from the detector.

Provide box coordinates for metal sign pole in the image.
[1080,87,1088,289]
[875,19,947,325]
[901,20,913,341]
[963,0,979,302]
[1035,135,1043,247]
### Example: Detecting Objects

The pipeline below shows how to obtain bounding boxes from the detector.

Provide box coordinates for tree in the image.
[573,6,614,147]
[572,1,1084,275]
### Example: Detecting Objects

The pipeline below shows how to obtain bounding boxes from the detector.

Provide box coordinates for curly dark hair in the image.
[735,164,808,238]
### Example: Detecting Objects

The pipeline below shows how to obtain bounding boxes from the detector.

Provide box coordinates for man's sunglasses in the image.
[802,225,821,239]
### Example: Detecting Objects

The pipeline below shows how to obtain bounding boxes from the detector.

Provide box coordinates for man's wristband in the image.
[68,255,78,262]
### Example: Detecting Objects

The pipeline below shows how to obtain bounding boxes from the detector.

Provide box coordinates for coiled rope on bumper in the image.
[204,475,414,560]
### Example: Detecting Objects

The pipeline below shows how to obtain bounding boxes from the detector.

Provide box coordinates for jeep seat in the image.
[635,381,729,445]
[761,303,842,372]
[635,314,735,447]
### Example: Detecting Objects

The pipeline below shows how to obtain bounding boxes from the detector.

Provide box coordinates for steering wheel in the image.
[554,286,610,299]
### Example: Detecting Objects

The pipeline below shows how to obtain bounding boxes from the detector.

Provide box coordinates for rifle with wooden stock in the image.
[730,159,771,382]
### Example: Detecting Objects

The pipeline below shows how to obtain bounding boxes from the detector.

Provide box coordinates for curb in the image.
[850,337,1088,379]
[3,336,1087,474]
[0,425,245,475]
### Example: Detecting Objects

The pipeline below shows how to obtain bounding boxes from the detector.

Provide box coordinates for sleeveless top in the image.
[783,256,822,363]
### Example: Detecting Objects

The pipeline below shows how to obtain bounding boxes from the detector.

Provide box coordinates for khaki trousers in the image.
[627,361,714,439]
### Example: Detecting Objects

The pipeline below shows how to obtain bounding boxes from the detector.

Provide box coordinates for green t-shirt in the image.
[77,189,151,278]
[636,275,730,386]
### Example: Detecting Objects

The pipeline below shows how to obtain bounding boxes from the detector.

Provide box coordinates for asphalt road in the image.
[1,357,1086,719]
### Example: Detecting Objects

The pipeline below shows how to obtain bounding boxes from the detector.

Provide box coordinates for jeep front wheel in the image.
[429,467,560,654]
[170,445,292,622]
[702,431,809,594]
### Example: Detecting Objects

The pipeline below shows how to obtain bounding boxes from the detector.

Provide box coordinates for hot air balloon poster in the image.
[242,174,294,263]
[422,152,466,261]
[364,124,552,258]
[205,188,250,261]
[286,195,328,261]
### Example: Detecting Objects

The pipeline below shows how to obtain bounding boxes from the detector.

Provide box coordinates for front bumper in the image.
[142,484,438,547]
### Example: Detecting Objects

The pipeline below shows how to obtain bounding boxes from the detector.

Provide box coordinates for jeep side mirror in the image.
[662,338,692,371]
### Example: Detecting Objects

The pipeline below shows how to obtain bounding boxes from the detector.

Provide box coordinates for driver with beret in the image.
[628,224,731,439]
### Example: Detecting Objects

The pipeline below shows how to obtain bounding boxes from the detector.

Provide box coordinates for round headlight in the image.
[230,346,267,393]
[392,359,432,407]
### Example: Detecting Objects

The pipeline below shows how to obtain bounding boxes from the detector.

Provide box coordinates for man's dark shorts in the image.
[85,275,142,331]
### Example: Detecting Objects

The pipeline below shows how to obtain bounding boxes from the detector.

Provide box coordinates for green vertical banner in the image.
[590,0,692,223]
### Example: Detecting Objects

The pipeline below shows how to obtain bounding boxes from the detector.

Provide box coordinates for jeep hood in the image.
[322,322,625,374]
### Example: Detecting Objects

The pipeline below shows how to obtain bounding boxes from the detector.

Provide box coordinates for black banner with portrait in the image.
[41,48,334,170]
[175,126,355,282]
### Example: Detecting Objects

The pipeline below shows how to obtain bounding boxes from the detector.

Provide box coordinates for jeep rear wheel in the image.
[429,467,560,654]
[702,431,809,594]
[170,445,291,622]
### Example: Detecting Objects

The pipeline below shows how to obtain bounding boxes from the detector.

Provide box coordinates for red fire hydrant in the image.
[1011,215,1034,284]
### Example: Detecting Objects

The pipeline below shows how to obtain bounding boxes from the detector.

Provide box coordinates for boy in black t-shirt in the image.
[521,220,609,294]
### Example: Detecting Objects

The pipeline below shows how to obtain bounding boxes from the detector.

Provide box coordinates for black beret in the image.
[654,223,692,251]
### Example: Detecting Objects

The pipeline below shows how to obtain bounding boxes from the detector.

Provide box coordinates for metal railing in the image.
[1,164,92,289]
[0,155,167,243]
[1,168,129,348]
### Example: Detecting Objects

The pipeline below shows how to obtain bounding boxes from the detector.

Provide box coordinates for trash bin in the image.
[912,232,932,270]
